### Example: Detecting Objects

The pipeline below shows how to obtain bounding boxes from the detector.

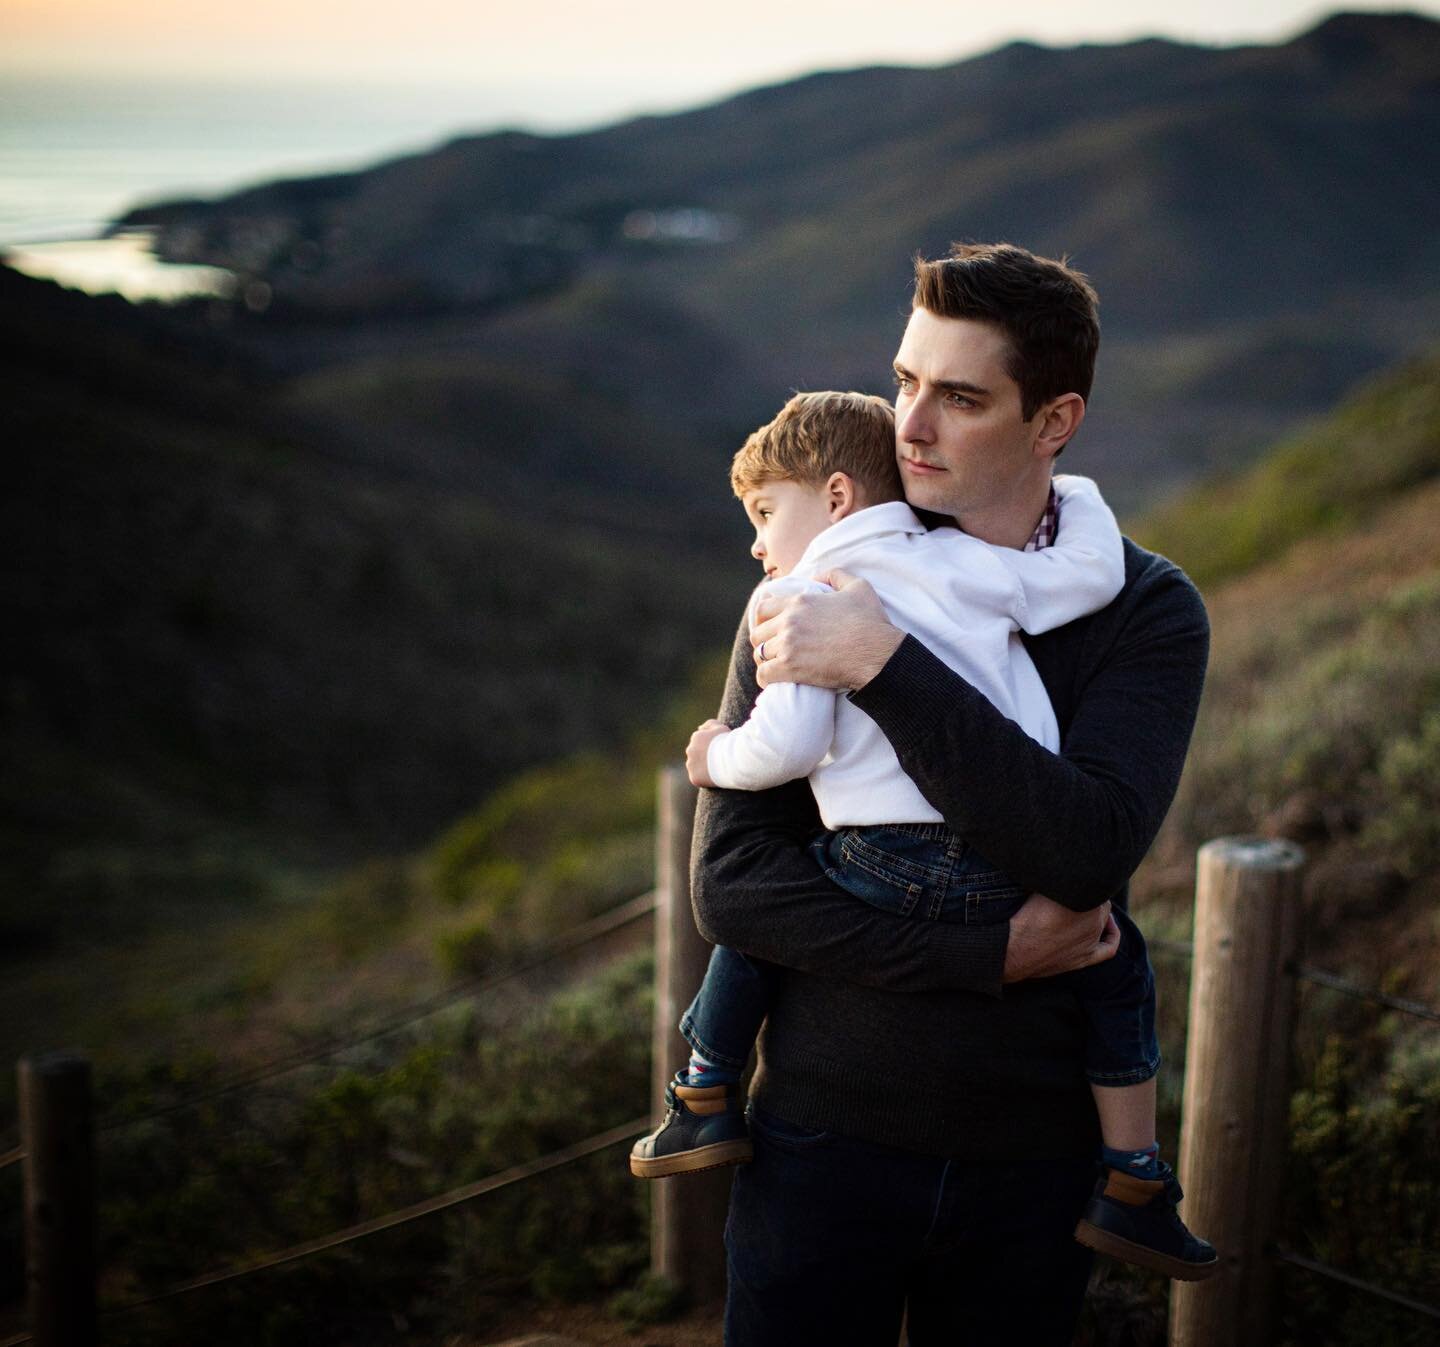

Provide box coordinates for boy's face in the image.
[741,480,835,580]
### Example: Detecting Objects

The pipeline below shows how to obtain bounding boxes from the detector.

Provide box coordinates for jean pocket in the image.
[747,1106,834,1152]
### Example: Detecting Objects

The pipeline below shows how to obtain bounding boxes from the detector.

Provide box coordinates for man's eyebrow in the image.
[936,378,991,399]
[892,361,991,400]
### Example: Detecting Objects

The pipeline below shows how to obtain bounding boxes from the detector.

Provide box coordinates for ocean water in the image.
[0,72,618,246]
[0,67,759,300]
[0,70,656,297]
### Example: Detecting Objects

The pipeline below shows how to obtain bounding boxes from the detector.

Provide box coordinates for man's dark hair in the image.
[912,242,1100,422]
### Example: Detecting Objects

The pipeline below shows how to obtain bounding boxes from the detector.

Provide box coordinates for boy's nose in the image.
[751,536,765,560]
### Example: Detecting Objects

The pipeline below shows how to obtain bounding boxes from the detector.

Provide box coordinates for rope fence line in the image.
[0,1115,652,1347]
[1274,1248,1440,1321]
[6,825,1439,1338]
[1290,962,1440,1025]
[85,889,657,1136]
[98,1115,652,1321]
[1,894,659,1338]
[1141,937,1439,1025]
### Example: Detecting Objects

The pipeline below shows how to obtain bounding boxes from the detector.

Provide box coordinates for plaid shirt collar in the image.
[1025,483,1060,552]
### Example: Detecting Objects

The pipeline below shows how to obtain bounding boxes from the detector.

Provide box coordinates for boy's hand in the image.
[686,720,731,787]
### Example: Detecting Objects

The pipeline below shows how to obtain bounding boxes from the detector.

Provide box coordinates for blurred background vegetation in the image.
[2,10,1439,1345]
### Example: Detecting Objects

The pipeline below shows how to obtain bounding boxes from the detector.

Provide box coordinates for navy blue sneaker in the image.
[629,1073,752,1178]
[1074,1162,1220,1281]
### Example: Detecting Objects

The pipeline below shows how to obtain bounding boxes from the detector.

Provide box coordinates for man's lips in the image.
[901,456,945,475]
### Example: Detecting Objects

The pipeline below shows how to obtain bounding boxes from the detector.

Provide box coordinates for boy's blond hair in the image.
[730,391,902,501]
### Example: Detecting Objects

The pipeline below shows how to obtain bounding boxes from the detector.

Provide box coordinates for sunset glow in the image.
[6,0,1438,102]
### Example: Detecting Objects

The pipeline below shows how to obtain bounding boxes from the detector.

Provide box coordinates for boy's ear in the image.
[825,471,856,519]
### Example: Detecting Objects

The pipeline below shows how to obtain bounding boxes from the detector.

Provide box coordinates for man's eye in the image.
[893,374,913,392]
[946,392,976,409]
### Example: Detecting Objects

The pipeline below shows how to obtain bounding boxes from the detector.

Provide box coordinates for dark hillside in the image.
[6,11,1439,952]
[0,267,751,924]
[120,13,1440,503]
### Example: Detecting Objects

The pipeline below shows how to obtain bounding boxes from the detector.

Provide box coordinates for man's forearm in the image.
[850,558,1210,908]
[690,620,1010,997]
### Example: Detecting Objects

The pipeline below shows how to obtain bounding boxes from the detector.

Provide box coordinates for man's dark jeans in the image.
[725,1106,1095,1346]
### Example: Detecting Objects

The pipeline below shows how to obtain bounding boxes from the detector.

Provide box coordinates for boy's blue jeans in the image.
[680,822,1159,1086]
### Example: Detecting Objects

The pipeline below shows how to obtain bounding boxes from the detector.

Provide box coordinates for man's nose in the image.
[897,394,932,443]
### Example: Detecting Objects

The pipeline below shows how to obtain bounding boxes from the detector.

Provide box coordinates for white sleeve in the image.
[995,473,1126,634]
[706,680,838,789]
[705,576,838,790]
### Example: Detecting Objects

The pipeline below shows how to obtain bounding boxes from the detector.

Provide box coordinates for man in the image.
[690,242,1209,1344]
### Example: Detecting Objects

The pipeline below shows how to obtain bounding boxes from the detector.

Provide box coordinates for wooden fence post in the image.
[649,766,730,1304]
[1170,836,1305,1347]
[19,1053,96,1347]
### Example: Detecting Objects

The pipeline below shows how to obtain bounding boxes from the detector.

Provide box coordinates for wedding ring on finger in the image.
[757,640,770,662]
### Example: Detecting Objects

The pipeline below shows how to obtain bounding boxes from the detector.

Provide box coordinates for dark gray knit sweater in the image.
[690,537,1209,1161]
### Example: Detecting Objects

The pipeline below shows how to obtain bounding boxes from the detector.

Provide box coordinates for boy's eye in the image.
[758,509,772,520]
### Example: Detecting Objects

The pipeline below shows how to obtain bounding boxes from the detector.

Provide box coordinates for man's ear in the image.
[825,471,857,520]
[1033,394,1086,461]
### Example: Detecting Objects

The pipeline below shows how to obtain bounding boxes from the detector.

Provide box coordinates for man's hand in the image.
[686,719,731,788]
[1003,894,1120,983]
[751,568,904,691]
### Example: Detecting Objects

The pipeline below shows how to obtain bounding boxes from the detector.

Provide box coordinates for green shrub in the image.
[1168,565,1440,853]
[434,917,500,977]
[93,951,654,1344]
[1281,1030,1440,1346]
[313,855,416,957]
[1362,709,1440,875]
[609,1272,687,1328]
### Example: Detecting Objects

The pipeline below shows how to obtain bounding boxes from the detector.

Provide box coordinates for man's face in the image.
[891,307,1044,523]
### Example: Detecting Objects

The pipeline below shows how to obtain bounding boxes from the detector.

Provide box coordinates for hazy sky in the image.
[5,1,1438,127]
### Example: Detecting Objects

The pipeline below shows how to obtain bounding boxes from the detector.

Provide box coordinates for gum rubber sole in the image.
[1074,1219,1221,1282]
[629,1138,753,1179]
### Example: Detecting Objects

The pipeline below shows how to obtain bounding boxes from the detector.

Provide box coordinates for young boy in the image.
[629,390,1217,1282]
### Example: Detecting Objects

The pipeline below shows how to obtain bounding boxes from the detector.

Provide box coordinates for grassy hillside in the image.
[1131,349,1440,590]
[1122,356,1440,1343]
[3,349,1437,1345]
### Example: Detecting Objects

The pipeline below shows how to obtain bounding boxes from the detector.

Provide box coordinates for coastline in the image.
[2,230,236,303]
